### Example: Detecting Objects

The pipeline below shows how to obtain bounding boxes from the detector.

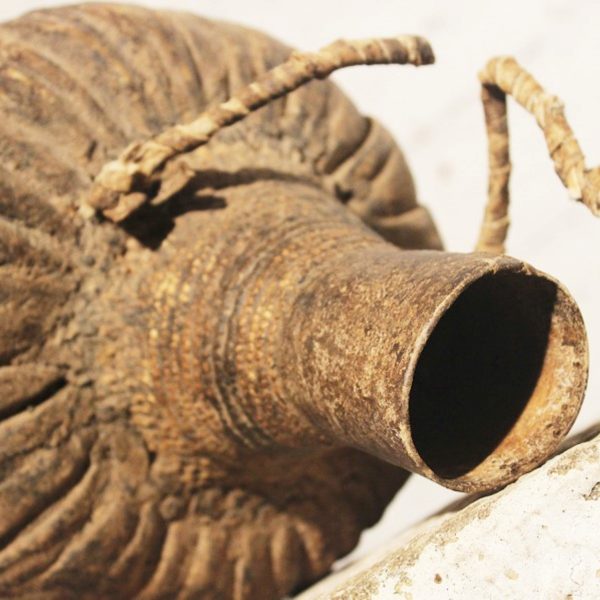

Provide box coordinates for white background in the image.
[3,0,599,561]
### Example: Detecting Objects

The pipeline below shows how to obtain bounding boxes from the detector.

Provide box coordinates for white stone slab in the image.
[299,428,600,599]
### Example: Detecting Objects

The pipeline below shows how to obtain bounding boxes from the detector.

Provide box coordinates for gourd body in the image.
[0,5,439,598]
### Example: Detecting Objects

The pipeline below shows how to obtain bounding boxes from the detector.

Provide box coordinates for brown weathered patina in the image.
[0,3,592,599]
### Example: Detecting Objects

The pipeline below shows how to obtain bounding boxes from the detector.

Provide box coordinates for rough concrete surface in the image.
[298,427,600,599]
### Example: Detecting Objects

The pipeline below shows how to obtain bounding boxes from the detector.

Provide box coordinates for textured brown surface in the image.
[0,5,438,597]
[0,3,589,599]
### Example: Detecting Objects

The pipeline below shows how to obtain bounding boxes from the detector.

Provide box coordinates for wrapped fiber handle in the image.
[477,56,600,254]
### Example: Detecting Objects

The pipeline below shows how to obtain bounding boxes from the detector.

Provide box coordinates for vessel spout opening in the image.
[408,270,582,486]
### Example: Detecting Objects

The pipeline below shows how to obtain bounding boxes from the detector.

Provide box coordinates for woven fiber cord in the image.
[477,56,600,254]
[89,35,434,222]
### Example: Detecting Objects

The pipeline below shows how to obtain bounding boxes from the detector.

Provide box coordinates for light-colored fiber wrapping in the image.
[477,56,600,254]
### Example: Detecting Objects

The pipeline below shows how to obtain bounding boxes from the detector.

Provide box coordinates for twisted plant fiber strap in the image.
[89,35,434,222]
[477,56,600,254]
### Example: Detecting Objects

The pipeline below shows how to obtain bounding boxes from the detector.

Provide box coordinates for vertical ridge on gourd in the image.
[0,364,64,416]
[0,4,590,600]
[0,218,73,363]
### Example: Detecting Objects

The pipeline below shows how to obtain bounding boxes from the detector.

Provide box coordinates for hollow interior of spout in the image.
[409,270,562,481]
